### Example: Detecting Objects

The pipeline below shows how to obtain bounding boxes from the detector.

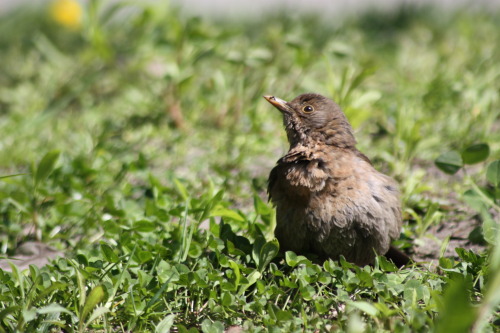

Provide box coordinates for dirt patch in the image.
[405,161,490,263]
[0,241,64,272]
[412,206,488,263]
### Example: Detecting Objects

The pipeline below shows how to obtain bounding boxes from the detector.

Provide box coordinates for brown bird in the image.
[264,93,410,267]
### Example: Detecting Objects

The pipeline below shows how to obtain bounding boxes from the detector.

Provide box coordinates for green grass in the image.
[0,1,499,332]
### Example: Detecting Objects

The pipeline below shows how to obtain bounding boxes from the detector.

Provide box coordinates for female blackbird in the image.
[264,93,409,267]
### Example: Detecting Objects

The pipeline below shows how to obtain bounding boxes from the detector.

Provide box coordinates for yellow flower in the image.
[50,0,83,29]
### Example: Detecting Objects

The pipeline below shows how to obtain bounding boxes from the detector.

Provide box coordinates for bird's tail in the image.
[384,245,412,268]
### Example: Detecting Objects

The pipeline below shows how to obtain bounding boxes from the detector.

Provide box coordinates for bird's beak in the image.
[263,95,291,113]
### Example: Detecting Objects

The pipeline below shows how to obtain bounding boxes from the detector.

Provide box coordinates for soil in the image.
[409,161,491,263]
[412,210,487,263]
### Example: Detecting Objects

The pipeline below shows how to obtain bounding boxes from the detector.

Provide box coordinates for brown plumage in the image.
[264,93,410,267]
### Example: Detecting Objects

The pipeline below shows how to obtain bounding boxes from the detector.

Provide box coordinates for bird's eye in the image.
[303,105,314,113]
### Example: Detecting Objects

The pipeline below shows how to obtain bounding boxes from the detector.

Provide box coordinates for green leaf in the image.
[276,310,293,322]
[348,301,379,317]
[0,306,20,323]
[254,195,273,216]
[258,239,279,272]
[285,251,308,267]
[481,210,498,245]
[173,178,189,201]
[228,260,241,288]
[81,285,105,324]
[133,220,156,232]
[100,244,119,263]
[176,324,200,333]
[490,221,500,273]
[404,280,428,302]
[251,236,266,267]
[220,292,234,306]
[439,257,454,269]
[137,250,154,263]
[210,205,245,222]
[463,189,486,212]
[188,242,203,258]
[34,282,68,304]
[475,270,500,332]
[9,262,24,298]
[22,309,36,323]
[474,211,500,331]
[200,190,224,221]
[85,306,110,328]
[463,190,498,245]
[435,151,463,174]
[468,226,486,245]
[435,275,477,333]
[299,284,316,300]
[201,319,224,333]
[376,255,398,272]
[0,173,27,180]
[461,143,490,164]
[156,314,176,333]
[486,160,500,187]
[238,270,261,294]
[75,266,86,309]
[36,303,76,319]
[35,150,60,186]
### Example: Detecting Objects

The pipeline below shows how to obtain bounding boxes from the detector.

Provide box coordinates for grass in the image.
[0,1,499,332]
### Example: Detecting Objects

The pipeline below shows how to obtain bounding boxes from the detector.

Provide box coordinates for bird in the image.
[263,93,410,267]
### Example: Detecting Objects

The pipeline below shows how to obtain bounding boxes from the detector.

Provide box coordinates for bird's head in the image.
[264,93,356,148]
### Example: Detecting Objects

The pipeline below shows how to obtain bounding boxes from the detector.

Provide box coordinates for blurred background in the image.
[2,0,500,16]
